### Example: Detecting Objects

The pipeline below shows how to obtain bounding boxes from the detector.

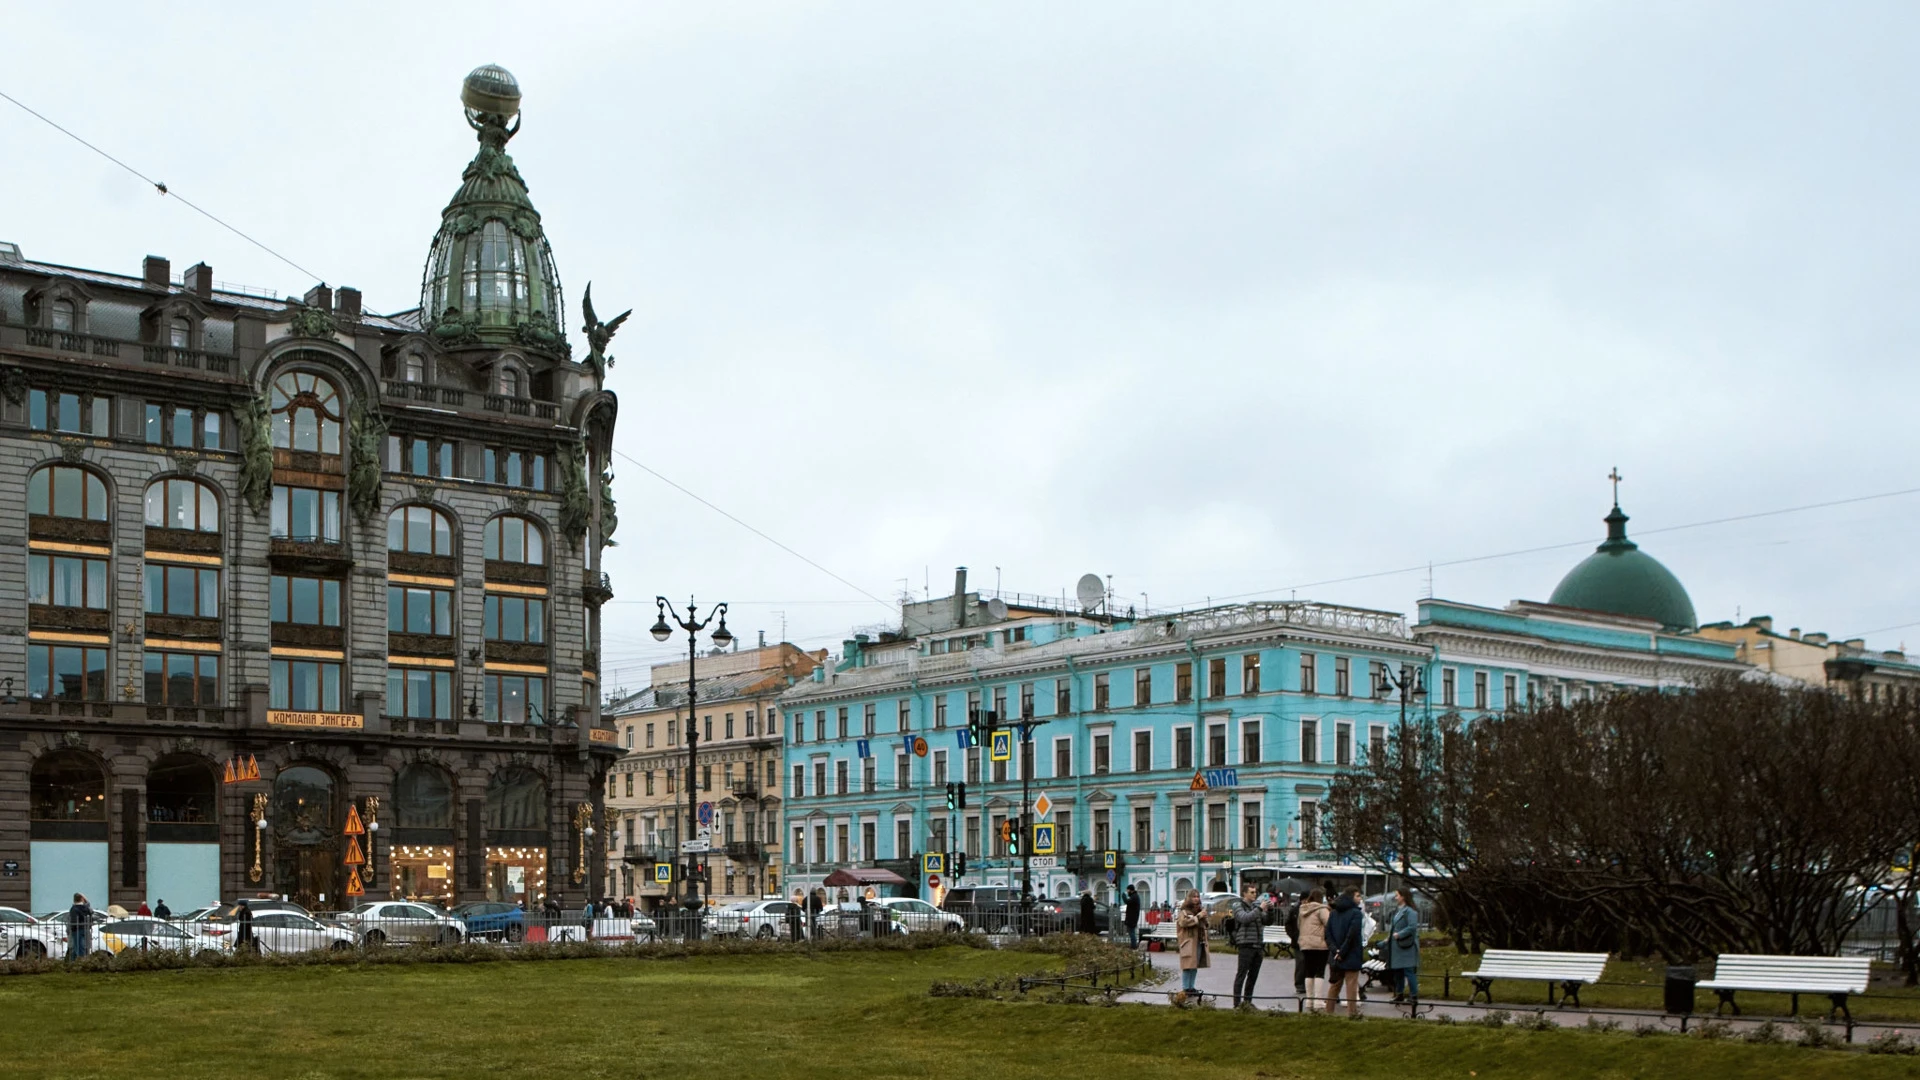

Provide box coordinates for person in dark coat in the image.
[235,899,255,951]
[65,893,92,960]
[1323,888,1365,1017]
[1227,883,1268,1008]
[1284,893,1305,995]
[1387,887,1421,1002]
[153,899,172,920]
[806,887,824,939]
[786,899,803,942]
[1079,891,1096,934]
[1122,885,1142,947]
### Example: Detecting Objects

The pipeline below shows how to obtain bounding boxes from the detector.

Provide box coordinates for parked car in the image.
[704,900,805,939]
[240,911,359,953]
[871,897,964,935]
[1032,897,1113,934]
[940,886,1024,932]
[0,906,67,959]
[336,901,466,946]
[452,901,527,941]
[92,918,233,957]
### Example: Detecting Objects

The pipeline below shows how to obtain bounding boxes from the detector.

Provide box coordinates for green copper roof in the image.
[1548,504,1698,631]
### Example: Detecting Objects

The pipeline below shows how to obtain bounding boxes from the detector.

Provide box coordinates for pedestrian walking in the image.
[1123,884,1142,947]
[65,893,92,960]
[1227,882,1267,1008]
[786,899,803,942]
[153,898,171,920]
[1296,889,1330,1009]
[1284,892,1305,995]
[135,901,152,917]
[1324,888,1365,1017]
[1387,887,1421,1003]
[1173,889,1210,1002]
[807,887,823,939]
[1079,891,1096,935]
[235,898,255,951]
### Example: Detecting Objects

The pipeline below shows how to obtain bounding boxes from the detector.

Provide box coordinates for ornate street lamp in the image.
[651,596,729,938]
[572,802,595,885]
[250,793,270,884]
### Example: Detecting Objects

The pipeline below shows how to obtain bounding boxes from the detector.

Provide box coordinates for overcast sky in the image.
[6,3,1917,690]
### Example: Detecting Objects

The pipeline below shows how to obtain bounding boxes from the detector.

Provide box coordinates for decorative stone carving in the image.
[505,492,530,514]
[287,304,336,340]
[58,439,86,463]
[232,393,273,517]
[348,402,387,523]
[169,449,200,475]
[598,467,618,548]
[558,441,591,546]
[0,366,26,405]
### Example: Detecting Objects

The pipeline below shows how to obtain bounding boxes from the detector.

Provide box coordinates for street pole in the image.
[1019,720,1032,911]
[651,597,731,941]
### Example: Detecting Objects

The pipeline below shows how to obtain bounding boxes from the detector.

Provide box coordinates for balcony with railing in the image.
[583,570,613,602]
[382,380,561,422]
[142,344,233,374]
[724,841,767,864]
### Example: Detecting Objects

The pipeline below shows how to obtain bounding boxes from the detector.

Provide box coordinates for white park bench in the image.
[1140,923,1177,948]
[1261,925,1294,958]
[1698,954,1871,1024]
[1460,949,1610,1008]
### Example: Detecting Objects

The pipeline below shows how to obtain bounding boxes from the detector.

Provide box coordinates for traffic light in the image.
[998,819,1012,846]
[953,850,967,877]
[945,782,957,811]
[955,782,967,809]
[1006,815,1023,858]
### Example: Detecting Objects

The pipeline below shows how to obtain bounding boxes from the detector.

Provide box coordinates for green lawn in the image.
[1,946,1913,1079]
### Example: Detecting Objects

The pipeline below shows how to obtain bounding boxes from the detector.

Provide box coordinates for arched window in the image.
[144,477,219,532]
[270,765,336,844]
[485,767,547,831]
[464,220,527,317]
[387,505,453,555]
[50,299,75,332]
[147,755,217,824]
[484,516,545,564]
[393,764,454,830]
[28,465,108,520]
[169,317,191,350]
[501,367,522,398]
[403,355,426,384]
[32,752,105,822]
[270,371,342,454]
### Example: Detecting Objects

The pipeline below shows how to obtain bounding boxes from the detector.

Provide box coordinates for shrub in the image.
[1583,1016,1622,1033]
[1689,1019,1733,1041]
[1475,1010,1511,1029]
[1514,1011,1558,1032]
[1794,1020,1842,1050]
[1866,1031,1918,1056]
[1742,1020,1783,1045]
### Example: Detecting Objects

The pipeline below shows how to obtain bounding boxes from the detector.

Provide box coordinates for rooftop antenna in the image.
[1424,561,1433,600]
[774,610,788,644]
[924,566,930,601]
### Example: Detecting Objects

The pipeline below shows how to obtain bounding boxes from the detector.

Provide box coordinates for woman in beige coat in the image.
[1173,889,1209,999]
[1295,889,1330,1010]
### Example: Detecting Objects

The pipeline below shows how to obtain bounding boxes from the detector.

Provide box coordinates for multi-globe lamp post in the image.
[651,597,732,939]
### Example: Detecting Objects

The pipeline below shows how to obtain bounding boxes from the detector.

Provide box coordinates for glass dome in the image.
[421,219,563,334]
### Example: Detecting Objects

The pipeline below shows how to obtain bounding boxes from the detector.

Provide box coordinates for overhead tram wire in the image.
[0,87,322,284]
[1170,483,1920,610]
[611,446,896,615]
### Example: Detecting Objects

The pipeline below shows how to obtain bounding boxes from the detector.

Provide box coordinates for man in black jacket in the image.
[1284,893,1304,995]
[1227,883,1268,1008]
[1122,885,1141,947]
[1323,889,1366,1017]
[65,893,92,960]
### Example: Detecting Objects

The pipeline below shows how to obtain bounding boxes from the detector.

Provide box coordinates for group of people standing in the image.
[1155,882,1422,1012]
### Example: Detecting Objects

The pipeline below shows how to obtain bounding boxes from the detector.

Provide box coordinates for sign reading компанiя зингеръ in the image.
[266,710,364,730]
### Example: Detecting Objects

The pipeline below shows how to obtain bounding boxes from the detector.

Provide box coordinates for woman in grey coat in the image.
[1387,887,1420,1002]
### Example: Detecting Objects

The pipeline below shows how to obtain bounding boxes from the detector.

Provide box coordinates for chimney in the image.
[336,286,362,321]
[1751,616,1772,631]
[303,283,333,312]
[1790,628,1801,639]
[143,255,171,290]
[1804,632,1828,646]
[182,262,213,299]
[1845,638,1866,651]
[953,566,968,629]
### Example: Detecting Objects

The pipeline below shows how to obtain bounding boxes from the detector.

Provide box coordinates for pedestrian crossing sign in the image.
[654,863,673,884]
[1033,823,1056,855]
[990,730,1012,762]
[923,852,945,875]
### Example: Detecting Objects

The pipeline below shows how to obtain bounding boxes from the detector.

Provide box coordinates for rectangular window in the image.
[1134,807,1151,853]
[1207,804,1227,852]
[896,699,909,732]
[479,594,544,642]
[967,749,980,785]
[409,438,430,476]
[646,723,655,748]
[702,765,712,792]
[1207,657,1226,698]
[1094,672,1110,711]
[1442,667,1457,707]
[1369,724,1387,763]
[927,818,946,854]
[270,486,342,542]
[862,757,875,794]
[169,407,193,448]
[863,702,876,736]
[28,645,109,702]
[145,651,220,706]
[725,713,735,739]
[1504,674,1519,709]
[1474,670,1488,710]
[934,696,948,728]
[270,575,342,626]
[964,816,980,856]
[33,553,111,610]
[792,764,805,797]
[1241,720,1261,764]
[895,751,909,790]
[483,674,547,724]
[646,772,655,796]
[1055,679,1070,714]
[835,760,849,795]
[1175,662,1192,703]
[391,585,456,636]
[1243,653,1261,694]
[667,719,677,745]
[1334,657,1350,697]
[1174,726,1193,770]
[385,666,453,719]
[1174,804,1193,852]
[1134,667,1151,707]
[1089,808,1107,850]
[990,814,1007,857]
[1092,732,1109,775]
[202,412,223,450]
[992,749,1007,783]
[1242,801,1261,850]
[1054,737,1073,778]
[993,687,1007,722]
[270,659,342,712]
[1301,719,1319,764]
[813,711,824,741]
[837,707,849,740]
[897,820,912,859]
[1300,801,1319,850]
[144,402,162,444]
[438,442,455,478]
[1020,682,1035,719]
[1133,730,1151,772]
[1335,722,1352,766]
[1299,653,1317,694]
[836,824,849,863]
[1207,722,1227,767]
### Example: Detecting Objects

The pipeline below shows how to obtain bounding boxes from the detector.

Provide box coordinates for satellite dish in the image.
[1075,573,1105,612]
[987,597,1009,621]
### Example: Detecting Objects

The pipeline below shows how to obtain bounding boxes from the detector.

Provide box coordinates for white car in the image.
[871,898,964,935]
[0,906,67,959]
[234,911,359,953]
[336,901,467,947]
[704,900,805,939]
[92,918,234,956]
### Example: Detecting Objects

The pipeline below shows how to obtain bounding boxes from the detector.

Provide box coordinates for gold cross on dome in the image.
[1608,466,1623,506]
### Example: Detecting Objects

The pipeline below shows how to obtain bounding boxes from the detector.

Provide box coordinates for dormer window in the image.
[404,355,426,383]
[501,367,522,397]
[169,317,191,349]
[50,299,74,332]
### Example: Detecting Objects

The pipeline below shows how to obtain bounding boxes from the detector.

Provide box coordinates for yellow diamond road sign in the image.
[1034,792,1052,819]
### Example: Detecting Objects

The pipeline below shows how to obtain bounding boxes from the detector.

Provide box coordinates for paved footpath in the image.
[1110,945,1909,1046]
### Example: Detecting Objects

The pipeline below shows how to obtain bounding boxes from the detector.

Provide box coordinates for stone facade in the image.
[0,65,624,915]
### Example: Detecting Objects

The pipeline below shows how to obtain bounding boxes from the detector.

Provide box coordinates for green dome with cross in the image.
[1548,486,1698,632]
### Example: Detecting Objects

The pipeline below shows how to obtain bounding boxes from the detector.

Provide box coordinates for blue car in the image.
[452,901,526,941]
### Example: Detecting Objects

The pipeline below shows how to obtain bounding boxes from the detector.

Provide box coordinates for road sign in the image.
[1033,822,1056,855]
[1033,792,1052,819]
[342,836,365,866]
[1189,771,1208,791]
[654,863,673,884]
[1103,850,1117,869]
[698,802,714,826]
[990,729,1012,762]
[1106,869,1117,883]
[344,872,365,897]
[343,805,366,835]
[856,738,871,759]
[923,852,945,875]
[1204,768,1239,789]
[680,838,711,853]
[913,737,928,757]
[1028,856,1059,870]
[928,874,941,889]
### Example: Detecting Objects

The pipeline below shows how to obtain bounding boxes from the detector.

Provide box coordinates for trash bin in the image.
[1664,965,1697,1015]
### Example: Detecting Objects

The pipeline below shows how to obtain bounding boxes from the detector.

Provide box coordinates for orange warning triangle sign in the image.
[1190,771,1208,791]
[343,805,366,836]
[343,835,365,866]
[246,755,260,780]
[223,759,237,784]
[344,872,365,897]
